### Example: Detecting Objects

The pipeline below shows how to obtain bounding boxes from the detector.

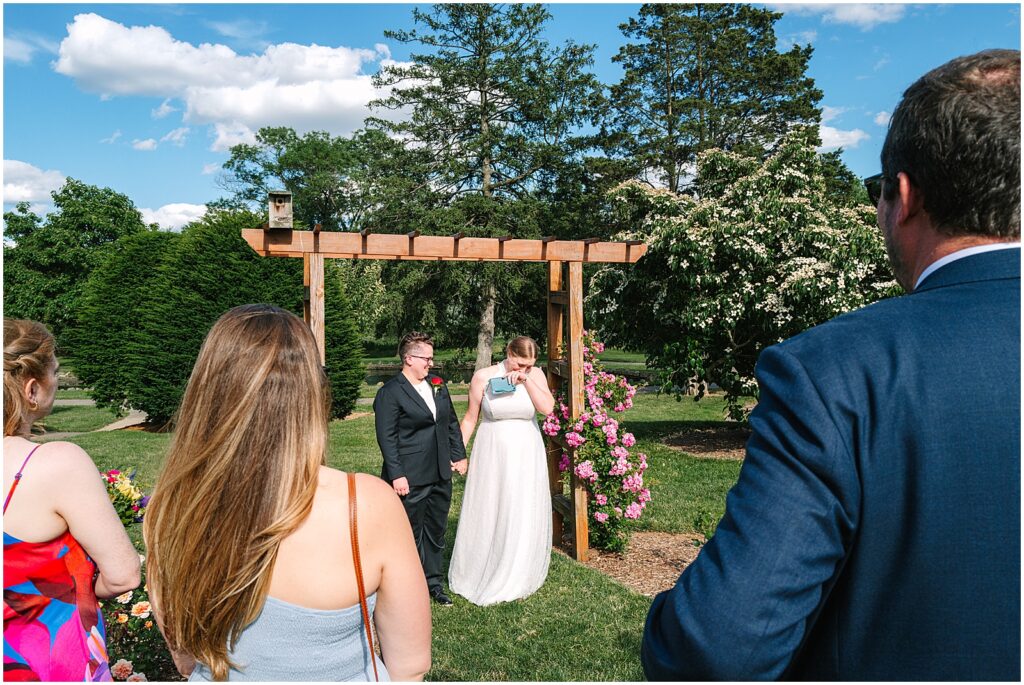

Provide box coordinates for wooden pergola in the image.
[243,192,647,561]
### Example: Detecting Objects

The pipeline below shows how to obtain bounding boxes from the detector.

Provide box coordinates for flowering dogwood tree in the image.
[543,332,648,552]
[591,127,900,419]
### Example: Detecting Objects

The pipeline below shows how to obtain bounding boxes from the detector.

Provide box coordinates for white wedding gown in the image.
[448,362,552,606]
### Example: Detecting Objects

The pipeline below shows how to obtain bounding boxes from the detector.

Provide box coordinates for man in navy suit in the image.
[642,50,1020,680]
[374,331,467,605]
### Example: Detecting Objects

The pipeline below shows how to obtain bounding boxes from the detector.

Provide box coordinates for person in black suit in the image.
[373,331,467,605]
[643,50,1020,679]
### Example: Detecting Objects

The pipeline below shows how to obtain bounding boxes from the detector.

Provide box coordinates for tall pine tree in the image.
[606,3,822,192]
[369,3,602,368]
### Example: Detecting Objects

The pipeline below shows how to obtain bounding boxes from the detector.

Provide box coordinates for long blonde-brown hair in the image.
[3,318,56,437]
[144,304,331,680]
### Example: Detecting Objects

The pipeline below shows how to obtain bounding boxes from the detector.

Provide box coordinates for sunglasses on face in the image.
[863,173,886,207]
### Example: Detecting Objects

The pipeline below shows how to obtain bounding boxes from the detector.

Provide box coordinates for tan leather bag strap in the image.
[348,472,379,682]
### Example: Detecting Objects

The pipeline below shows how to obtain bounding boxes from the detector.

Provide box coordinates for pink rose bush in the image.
[545,331,649,552]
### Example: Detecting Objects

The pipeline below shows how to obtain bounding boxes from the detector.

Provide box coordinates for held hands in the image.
[392,476,411,497]
[451,460,468,476]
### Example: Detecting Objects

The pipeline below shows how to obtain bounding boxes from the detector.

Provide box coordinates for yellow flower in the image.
[144,620,153,629]
[116,613,129,624]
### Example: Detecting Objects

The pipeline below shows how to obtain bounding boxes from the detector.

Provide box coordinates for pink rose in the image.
[621,432,636,447]
[111,659,133,680]
[595,494,608,505]
[624,502,643,520]
[594,511,609,523]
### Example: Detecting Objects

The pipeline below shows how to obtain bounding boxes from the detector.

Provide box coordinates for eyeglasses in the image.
[408,354,434,364]
[863,173,887,207]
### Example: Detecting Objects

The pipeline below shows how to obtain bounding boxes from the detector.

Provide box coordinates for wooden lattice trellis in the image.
[243,193,647,561]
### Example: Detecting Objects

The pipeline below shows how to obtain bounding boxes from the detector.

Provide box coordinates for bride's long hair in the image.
[144,304,331,680]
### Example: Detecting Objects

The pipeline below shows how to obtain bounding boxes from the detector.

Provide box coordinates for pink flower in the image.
[560,403,570,419]
[126,675,148,682]
[611,446,629,459]
[638,488,651,503]
[593,511,609,523]
[574,461,597,482]
[111,659,133,680]
[595,494,608,505]
[621,432,636,447]
[583,362,594,374]
[558,453,571,473]
[614,403,625,412]
[624,502,643,520]
[565,432,585,448]
[592,413,606,426]
[622,474,644,493]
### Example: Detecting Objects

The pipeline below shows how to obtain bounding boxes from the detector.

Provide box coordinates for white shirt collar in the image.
[914,243,1020,290]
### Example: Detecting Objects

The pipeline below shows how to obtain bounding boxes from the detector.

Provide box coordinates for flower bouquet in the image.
[542,331,650,552]
[103,470,149,527]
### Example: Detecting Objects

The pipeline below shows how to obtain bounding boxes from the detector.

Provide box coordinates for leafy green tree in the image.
[606,3,822,192]
[590,128,899,419]
[125,210,363,424]
[67,230,180,413]
[3,180,148,349]
[369,3,602,368]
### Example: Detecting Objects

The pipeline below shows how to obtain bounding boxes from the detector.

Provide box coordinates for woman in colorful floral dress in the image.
[3,319,140,681]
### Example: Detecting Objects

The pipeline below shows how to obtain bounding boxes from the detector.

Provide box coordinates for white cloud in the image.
[140,203,207,231]
[160,127,190,146]
[779,4,906,30]
[821,105,847,123]
[3,160,66,204]
[210,122,257,152]
[817,125,870,152]
[100,129,122,144]
[201,163,220,175]
[4,32,59,64]
[778,30,817,51]
[874,111,891,126]
[206,19,269,47]
[152,98,176,119]
[4,37,35,63]
[54,13,401,149]
[132,138,158,151]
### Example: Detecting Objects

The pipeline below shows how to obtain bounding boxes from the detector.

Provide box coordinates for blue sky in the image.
[3,3,1020,229]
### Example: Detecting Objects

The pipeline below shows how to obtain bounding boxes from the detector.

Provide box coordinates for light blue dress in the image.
[188,593,388,681]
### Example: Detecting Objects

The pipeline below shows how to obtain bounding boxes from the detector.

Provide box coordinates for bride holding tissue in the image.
[448,336,554,606]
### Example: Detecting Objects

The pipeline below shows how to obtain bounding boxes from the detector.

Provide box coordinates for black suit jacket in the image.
[643,248,1020,680]
[373,372,466,487]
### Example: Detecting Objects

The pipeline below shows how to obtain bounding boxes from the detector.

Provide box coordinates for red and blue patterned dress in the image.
[4,445,112,681]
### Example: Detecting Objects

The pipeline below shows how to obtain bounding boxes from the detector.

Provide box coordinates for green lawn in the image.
[67,391,743,681]
[41,404,119,433]
[56,388,94,400]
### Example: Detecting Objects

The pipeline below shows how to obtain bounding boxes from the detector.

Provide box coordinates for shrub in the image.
[542,332,648,552]
[123,209,363,424]
[68,230,180,414]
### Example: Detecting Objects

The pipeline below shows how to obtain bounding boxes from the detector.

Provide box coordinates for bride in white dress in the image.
[448,336,554,606]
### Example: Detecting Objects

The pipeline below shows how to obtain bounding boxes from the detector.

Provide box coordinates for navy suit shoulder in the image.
[642,249,1021,681]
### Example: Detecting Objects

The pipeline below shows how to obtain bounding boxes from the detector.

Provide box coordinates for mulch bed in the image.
[663,425,751,460]
[569,531,706,597]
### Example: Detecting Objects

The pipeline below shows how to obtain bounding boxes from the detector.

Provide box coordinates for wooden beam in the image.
[242,229,647,263]
[308,254,325,364]
[546,260,566,547]
[567,261,588,561]
[548,291,569,306]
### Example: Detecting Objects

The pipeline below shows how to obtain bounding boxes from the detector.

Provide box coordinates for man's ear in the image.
[895,172,925,225]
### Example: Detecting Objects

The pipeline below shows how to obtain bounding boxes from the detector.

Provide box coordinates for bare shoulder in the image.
[34,441,99,477]
[529,366,548,381]
[472,365,499,383]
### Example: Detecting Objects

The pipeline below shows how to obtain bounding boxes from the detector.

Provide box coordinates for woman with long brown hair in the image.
[3,318,140,681]
[144,304,431,681]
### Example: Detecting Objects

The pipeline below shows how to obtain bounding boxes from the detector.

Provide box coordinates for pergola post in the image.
[567,261,588,560]
[304,253,325,364]
[546,262,566,547]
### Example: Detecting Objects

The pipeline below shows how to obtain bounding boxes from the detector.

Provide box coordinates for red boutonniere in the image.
[430,376,444,396]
